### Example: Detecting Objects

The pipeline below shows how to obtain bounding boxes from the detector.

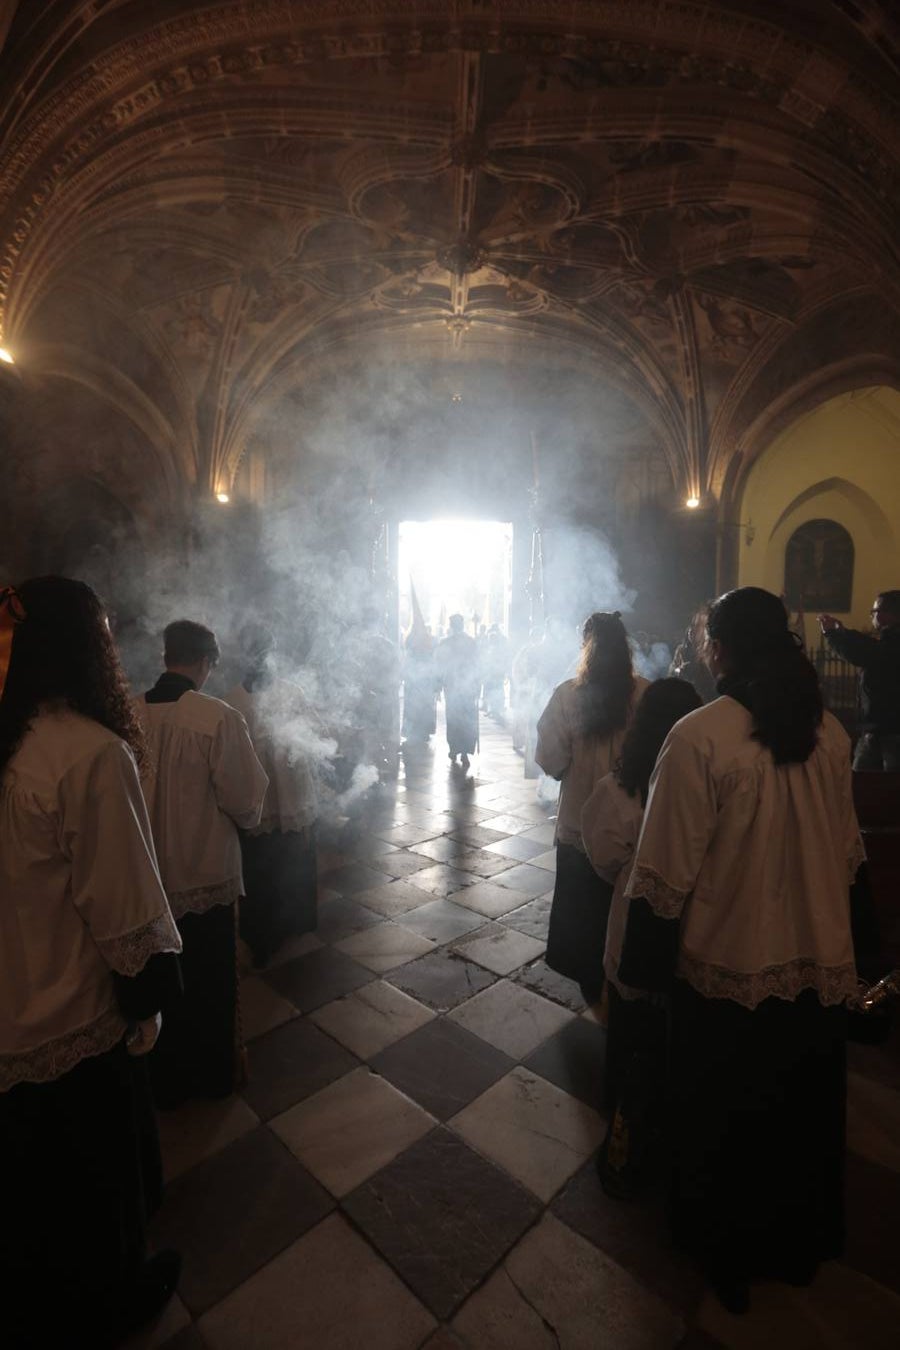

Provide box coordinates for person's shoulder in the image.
[666,696,746,751]
[179,689,244,732]
[819,708,851,753]
[10,709,128,784]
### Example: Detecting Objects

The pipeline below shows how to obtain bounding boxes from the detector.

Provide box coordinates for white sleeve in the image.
[61,740,182,976]
[623,727,718,919]
[582,776,639,883]
[535,686,571,779]
[209,709,269,828]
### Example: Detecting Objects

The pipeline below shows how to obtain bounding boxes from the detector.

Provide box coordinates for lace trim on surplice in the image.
[678,951,859,1011]
[169,876,240,920]
[627,862,688,918]
[1,1005,126,1092]
[95,912,182,976]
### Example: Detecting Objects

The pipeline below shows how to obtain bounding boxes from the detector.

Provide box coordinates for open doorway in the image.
[397,519,513,640]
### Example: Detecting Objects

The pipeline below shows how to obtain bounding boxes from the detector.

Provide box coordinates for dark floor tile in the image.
[847,1016,900,1091]
[376,850,435,879]
[484,835,548,861]
[371,1017,515,1119]
[264,946,374,1013]
[151,1127,333,1315]
[314,895,383,941]
[317,861,393,897]
[409,835,470,863]
[452,849,516,878]
[449,825,507,848]
[495,862,555,897]
[515,957,586,1011]
[243,1016,359,1119]
[160,1326,208,1350]
[346,835,401,861]
[386,949,498,1011]
[523,1016,608,1110]
[845,1149,900,1294]
[344,1127,541,1318]
[374,823,443,846]
[446,804,503,824]
[551,1157,705,1314]
[407,863,478,897]
[396,897,485,944]
[499,893,553,941]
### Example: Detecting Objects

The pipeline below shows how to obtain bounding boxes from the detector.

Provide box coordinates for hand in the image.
[126,1012,162,1056]
[818,614,841,633]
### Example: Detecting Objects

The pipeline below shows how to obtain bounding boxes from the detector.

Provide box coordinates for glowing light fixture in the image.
[685,495,701,510]
[0,347,15,365]
[215,490,230,504]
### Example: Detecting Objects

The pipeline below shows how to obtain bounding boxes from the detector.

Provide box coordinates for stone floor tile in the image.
[386,948,498,1010]
[483,835,548,861]
[495,862,557,897]
[374,822,443,846]
[529,849,558,871]
[844,1150,900,1294]
[499,894,553,940]
[449,824,513,848]
[475,812,534,834]
[449,1066,605,1201]
[517,822,558,846]
[515,956,587,1011]
[346,834,401,860]
[263,945,374,1013]
[451,923,545,975]
[353,878,437,916]
[409,835,469,862]
[447,979,574,1059]
[261,930,323,968]
[407,862,478,897]
[370,1016,515,1120]
[309,980,434,1059]
[334,919,436,972]
[395,896,485,943]
[344,1127,541,1318]
[318,861,394,897]
[238,974,296,1042]
[374,850,435,879]
[314,894,384,942]
[198,1213,435,1350]
[151,1126,333,1315]
[847,1070,900,1173]
[450,1212,683,1350]
[452,878,529,918]
[242,1016,360,1120]
[158,1095,260,1183]
[695,1260,900,1350]
[418,1332,466,1350]
[270,1066,435,1196]
[522,1014,608,1109]
[121,1294,191,1349]
[451,848,516,878]
[551,1156,705,1313]
[156,1325,207,1350]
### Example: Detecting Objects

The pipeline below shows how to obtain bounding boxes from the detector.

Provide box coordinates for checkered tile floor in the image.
[131,715,900,1350]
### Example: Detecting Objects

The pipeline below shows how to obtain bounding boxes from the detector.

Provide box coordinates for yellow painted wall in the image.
[737,387,900,645]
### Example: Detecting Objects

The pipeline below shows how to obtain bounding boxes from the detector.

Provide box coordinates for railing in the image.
[808,641,858,729]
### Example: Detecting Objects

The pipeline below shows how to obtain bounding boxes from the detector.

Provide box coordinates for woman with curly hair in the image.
[535,611,648,1003]
[0,577,183,1348]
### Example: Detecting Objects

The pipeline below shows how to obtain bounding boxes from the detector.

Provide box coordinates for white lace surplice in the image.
[0,711,181,1089]
[623,697,865,1010]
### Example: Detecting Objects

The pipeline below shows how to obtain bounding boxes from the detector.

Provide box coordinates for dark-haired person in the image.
[137,619,268,1106]
[668,602,717,704]
[619,587,864,1313]
[581,677,703,1195]
[436,612,480,769]
[225,623,320,967]
[0,578,184,1348]
[536,612,648,1003]
[819,590,900,770]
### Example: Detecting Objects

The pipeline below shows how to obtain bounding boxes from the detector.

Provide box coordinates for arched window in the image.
[784,519,854,612]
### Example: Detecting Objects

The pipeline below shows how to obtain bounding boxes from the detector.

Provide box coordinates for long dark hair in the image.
[616,677,703,805]
[707,586,822,764]
[0,576,144,775]
[573,611,635,738]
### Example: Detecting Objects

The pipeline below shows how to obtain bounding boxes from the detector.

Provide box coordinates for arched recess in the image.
[734,387,900,640]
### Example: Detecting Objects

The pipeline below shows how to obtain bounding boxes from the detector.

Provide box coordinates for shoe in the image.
[460,754,470,770]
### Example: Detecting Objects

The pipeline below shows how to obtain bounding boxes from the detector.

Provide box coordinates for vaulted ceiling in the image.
[1,0,898,529]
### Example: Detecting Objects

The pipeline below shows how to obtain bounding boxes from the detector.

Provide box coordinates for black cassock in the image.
[436,631,479,756]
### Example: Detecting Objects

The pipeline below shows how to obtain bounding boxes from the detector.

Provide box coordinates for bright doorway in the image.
[398,519,513,639]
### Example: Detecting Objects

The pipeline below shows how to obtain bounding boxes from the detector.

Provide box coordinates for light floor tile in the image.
[452,879,529,918]
[271,1065,435,1196]
[847,1070,900,1174]
[452,924,546,976]
[158,1095,260,1183]
[447,979,574,1059]
[451,1213,682,1350]
[696,1260,900,1350]
[309,979,435,1059]
[334,920,436,972]
[239,974,296,1041]
[449,1066,604,1201]
[199,1212,435,1350]
[529,849,558,871]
